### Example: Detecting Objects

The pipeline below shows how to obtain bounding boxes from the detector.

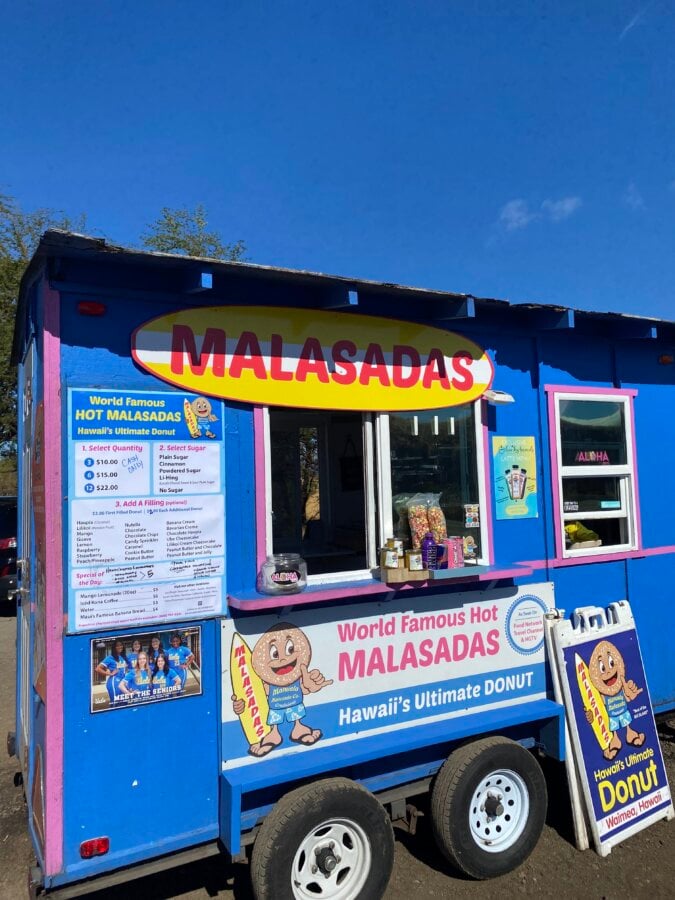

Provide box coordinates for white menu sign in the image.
[68,388,226,632]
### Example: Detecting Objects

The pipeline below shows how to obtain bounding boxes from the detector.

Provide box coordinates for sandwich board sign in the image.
[551,602,673,855]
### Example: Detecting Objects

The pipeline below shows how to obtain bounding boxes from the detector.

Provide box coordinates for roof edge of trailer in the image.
[29,227,480,299]
[12,229,675,364]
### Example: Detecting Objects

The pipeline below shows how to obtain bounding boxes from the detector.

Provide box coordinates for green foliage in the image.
[0,196,246,492]
[0,456,17,496]
[0,194,86,464]
[141,204,246,261]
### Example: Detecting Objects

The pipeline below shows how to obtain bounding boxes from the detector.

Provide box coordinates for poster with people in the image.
[90,627,202,713]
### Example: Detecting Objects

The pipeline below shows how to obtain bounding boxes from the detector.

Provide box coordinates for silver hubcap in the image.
[292,818,371,899]
[469,768,529,853]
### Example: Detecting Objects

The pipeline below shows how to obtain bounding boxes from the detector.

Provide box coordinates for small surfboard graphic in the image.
[575,652,612,750]
[183,398,200,438]
[230,633,271,745]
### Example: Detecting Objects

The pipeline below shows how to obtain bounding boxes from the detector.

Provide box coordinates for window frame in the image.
[376,403,491,568]
[260,399,492,585]
[546,386,640,560]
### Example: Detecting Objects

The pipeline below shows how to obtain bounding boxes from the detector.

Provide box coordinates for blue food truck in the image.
[9,230,674,897]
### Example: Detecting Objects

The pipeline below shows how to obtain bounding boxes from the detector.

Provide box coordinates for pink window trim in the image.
[253,407,267,571]
[480,400,494,564]
[545,384,641,560]
[253,400,494,573]
[544,384,638,397]
[43,281,64,875]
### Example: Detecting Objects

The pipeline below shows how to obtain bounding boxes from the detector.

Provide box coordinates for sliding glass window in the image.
[265,402,488,582]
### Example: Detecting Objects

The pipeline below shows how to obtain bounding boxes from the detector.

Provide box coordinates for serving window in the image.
[549,390,639,558]
[263,401,489,583]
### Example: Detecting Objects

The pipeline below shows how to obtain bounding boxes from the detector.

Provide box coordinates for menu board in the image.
[68,389,226,632]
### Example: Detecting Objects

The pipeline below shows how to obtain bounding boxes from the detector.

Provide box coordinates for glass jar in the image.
[257,553,308,595]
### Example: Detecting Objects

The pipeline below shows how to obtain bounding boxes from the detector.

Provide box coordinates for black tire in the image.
[430,736,547,879]
[250,777,394,900]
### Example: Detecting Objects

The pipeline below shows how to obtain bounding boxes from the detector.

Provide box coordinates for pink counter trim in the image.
[253,407,267,570]
[518,544,675,570]
[43,282,63,875]
[229,581,388,611]
[227,565,532,611]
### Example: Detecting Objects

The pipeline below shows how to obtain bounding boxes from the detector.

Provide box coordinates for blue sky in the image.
[2,1,674,317]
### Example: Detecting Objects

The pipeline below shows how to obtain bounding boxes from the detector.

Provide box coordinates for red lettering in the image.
[422,349,451,390]
[269,334,293,381]
[451,351,474,390]
[331,340,357,385]
[434,636,452,664]
[339,649,365,680]
[234,645,245,659]
[452,633,469,661]
[359,343,391,387]
[486,629,500,655]
[296,337,330,383]
[392,345,421,388]
[366,647,387,676]
[469,631,486,657]
[399,641,418,670]
[418,638,434,667]
[170,325,226,376]
[228,331,267,380]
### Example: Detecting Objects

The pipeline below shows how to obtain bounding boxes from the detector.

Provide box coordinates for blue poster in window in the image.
[492,436,538,519]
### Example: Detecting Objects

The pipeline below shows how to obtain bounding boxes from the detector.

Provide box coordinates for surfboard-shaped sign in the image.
[230,633,271,746]
[131,306,493,411]
[575,652,612,753]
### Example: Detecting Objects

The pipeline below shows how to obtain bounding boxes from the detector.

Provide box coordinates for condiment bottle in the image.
[421,532,437,569]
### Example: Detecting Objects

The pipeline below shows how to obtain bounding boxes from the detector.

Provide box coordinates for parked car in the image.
[0,497,17,606]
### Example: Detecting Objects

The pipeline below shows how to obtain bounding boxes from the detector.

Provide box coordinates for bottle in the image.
[421,532,437,570]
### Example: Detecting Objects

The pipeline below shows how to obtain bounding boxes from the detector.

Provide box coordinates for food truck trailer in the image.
[9,230,675,898]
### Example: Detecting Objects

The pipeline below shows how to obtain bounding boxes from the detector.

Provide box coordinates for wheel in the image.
[430,736,547,879]
[250,777,394,900]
